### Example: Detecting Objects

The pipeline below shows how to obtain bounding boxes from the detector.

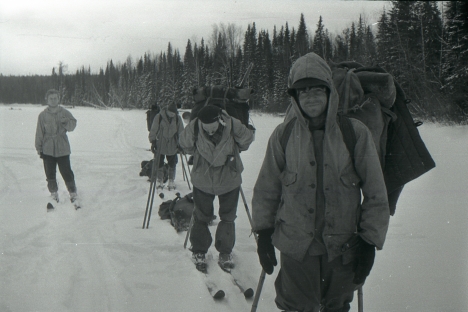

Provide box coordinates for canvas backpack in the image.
[146,105,160,131]
[191,86,254,128]
[170,192,195,232]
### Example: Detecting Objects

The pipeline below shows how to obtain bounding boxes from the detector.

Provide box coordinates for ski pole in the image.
[239,187,268,312]
[358,286,363,312]
[251,270,266,312]
[142,154,157,229]
[183,154,191,174]
[179,153,191,190]
[143,143,162,229]
[184,205,196,249]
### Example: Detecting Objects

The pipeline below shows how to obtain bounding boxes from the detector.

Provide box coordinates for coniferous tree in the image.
[295,13,309,57]
[312,16,326,58]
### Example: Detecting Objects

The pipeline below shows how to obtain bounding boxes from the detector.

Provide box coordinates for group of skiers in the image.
[36,52,391,312]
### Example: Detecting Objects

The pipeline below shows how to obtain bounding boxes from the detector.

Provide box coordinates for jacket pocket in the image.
[225,154,237,172]
[340,172,361,188]
[279,170,297,187]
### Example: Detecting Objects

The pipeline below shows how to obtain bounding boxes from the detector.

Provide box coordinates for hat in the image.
[287,78,328,96]
[197,105,222,124]
[167,103,178,114]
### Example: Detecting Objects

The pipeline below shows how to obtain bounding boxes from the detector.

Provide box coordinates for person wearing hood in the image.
[35,89,79,207]
[179,105,255,272]
[252,53,390,311]
[148,102,184,190]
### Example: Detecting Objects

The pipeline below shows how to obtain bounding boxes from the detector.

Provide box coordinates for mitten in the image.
[353,238,376,284]
[151,140,157,154]
[256,228,277,275]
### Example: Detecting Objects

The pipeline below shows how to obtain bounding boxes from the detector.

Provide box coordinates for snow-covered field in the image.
[1,104,467,312]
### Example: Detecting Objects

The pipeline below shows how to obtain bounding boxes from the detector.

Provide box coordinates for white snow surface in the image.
[1,104,467,312]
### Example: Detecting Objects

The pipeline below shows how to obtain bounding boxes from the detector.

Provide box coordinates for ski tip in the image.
[213,290,225,299]
[244,288,254,299]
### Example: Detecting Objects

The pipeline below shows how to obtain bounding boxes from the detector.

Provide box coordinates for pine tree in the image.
[312,16,326,58]
[443,1,468,112]
[295,13,309,57]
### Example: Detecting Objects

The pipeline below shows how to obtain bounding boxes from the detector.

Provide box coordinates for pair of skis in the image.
[47,200,81,211]
[198,261,254,300]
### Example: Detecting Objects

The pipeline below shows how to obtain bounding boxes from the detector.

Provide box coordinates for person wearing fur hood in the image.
[252,53,390,312]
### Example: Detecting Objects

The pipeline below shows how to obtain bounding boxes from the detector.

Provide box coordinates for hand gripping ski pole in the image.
[179,153,191,190]
[238,187,267,312]
[142,143,162,229]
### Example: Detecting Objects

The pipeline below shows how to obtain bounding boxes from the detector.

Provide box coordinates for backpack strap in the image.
[338,114,357,164]
[279,117,297,152]
[194,118,200,145]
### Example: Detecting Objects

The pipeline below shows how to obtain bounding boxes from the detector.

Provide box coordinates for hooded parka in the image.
[252,53,390,263]
[148,110,184,156]
[35,106,77,157]
[179,111,255,195]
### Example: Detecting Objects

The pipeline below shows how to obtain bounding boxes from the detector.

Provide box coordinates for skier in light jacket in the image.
[179,105,255,272]
[35,89,79,207]
[252,52,390,312]
[148,102,184,190]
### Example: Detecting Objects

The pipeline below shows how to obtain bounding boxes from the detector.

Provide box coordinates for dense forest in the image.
[1,1,467,124]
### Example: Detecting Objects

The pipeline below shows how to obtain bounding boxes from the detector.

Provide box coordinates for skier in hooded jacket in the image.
[149,102,184,190]
[252,52,390,312]
[35,89,79,207]
[179,105,255,272]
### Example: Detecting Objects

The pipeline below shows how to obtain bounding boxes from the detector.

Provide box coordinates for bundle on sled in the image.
[139,160,169,182]
[158,193,194,232]
[158,192,217,232]
[329,60,436,215]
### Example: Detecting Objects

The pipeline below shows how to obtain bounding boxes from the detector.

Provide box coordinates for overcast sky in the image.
[0,0,390,76]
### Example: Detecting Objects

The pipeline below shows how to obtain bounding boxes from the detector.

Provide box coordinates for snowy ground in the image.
[0,104,467,312]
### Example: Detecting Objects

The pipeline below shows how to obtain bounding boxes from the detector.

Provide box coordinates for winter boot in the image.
[218,253,234,272]
[168,179,176,191]
[70,192,81,210]
[192,252,207,273]
[157,179,164,189]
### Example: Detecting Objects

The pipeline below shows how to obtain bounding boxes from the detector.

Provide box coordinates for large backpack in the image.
[146,105,160,131]
[191,86,254,127]
[170,193,195,232]
[281,61,436,215]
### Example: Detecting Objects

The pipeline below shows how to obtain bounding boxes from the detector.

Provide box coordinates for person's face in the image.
[47,94,59,107]
[297,85,328,118]
[183,118,190,125]
[202,121,219,136]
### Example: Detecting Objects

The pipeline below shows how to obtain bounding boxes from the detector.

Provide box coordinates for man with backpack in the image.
[251,52,390,312]
[148,102,184,190]
[179,105,255,272]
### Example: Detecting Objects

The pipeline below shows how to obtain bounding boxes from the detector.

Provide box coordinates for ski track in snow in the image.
[1,104,467,312]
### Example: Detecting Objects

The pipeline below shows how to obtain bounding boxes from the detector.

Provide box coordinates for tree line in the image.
[1,1,467,124]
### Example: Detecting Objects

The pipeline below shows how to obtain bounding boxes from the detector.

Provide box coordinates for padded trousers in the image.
[275,252,356,312]
[190,186,240,254]
[42,154,76,193]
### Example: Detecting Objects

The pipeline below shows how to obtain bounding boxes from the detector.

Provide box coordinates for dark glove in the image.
[256,228,277,275]
[151,140,157,154]
[177,145,185,154]
[39,152,44,159]
[353,238,376,285]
